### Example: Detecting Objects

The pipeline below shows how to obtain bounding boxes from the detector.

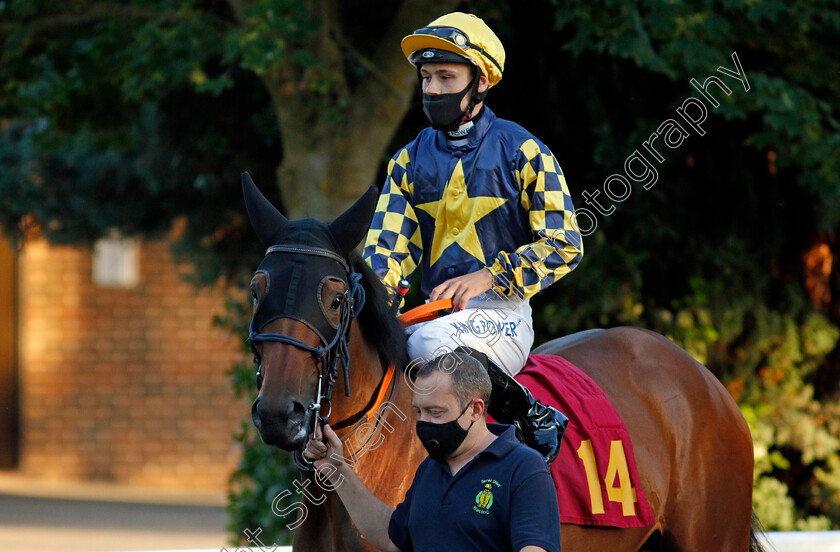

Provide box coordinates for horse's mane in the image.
[349,251,410,372]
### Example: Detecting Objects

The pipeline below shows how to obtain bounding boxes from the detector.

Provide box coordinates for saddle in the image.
[397,298,457,327]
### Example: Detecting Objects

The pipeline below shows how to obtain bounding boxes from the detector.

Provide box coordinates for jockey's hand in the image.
[429,268,493,312]
[303,423,344,476]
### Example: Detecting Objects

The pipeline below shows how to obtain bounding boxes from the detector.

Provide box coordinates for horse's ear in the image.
[242,172,288,247]
[328,185,380,256]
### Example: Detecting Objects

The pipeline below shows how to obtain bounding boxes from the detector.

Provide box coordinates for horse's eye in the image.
[251,288,258,300]
[330,296,342,310]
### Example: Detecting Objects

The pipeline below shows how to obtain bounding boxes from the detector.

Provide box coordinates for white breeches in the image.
[405,295,534,376]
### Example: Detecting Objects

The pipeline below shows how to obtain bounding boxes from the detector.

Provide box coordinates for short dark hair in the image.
[414,351,491,412]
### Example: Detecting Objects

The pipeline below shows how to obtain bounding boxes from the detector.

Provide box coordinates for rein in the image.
[248,244,393,472]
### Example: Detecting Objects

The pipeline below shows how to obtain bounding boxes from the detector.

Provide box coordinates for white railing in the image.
[117,532,840,552]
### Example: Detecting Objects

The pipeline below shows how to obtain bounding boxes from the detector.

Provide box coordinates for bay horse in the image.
[243,173,764,552]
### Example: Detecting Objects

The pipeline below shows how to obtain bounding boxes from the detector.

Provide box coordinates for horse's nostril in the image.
[251,398,262,428]
[254,397,307,425]
[291,400,306,420]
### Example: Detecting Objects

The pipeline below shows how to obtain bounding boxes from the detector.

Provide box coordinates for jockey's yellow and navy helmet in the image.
[401,12,506,88]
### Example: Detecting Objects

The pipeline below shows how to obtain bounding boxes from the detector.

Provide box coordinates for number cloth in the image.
[508,354,656,527]
[363,106,583,302]
[388,424,562,552]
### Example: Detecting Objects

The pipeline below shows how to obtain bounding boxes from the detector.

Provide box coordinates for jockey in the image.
[363,12,583,464]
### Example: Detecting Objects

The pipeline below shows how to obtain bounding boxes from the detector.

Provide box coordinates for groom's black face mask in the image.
[415,400,475,461]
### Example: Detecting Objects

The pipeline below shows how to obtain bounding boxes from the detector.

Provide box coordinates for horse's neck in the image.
[331,319,426,504]
[331,319,392,420]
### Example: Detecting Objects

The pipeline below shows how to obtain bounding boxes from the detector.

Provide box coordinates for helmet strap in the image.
[462,66,487,124]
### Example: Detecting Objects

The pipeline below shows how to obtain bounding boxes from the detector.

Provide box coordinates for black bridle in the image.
[248,244,366,471]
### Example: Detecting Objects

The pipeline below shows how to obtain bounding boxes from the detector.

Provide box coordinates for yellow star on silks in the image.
[414,160,507,267]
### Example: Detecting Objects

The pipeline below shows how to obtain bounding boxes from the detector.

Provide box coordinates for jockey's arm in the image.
[363,150,422,310]
[487,140,583,300]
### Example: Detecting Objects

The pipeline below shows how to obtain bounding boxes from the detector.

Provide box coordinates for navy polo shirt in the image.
[388,423,561,552]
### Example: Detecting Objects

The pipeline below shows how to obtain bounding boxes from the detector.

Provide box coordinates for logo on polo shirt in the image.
[473,479,501,515]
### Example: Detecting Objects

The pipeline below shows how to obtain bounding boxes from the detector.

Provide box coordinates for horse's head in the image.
[242,173,379,451]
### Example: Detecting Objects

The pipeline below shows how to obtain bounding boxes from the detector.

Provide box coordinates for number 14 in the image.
[576,439,638,516]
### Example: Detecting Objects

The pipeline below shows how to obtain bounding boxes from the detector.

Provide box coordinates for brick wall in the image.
[18,237,249,491]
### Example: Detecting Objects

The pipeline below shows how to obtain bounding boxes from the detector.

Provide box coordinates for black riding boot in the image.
[454,346,568,465]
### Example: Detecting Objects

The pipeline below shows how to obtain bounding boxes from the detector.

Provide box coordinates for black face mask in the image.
[422,79,474,132]
[416,400,474,461]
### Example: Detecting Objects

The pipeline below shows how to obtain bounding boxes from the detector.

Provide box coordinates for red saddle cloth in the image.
[511,354,656,528]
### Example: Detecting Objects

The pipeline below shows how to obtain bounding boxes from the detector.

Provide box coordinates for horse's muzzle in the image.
[252,396,310,450]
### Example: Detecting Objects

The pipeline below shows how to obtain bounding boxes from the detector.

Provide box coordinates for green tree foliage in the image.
[0,1,282,281]
[527,0,840,530]
[659,279,840,529]
[550,0,840,227]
